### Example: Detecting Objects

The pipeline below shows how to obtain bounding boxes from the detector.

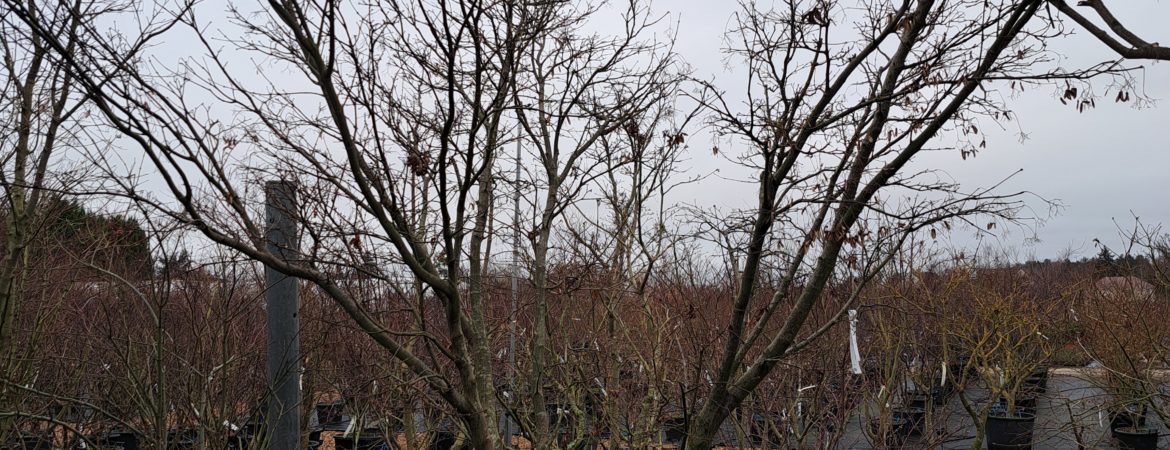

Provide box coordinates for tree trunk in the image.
[529,179,560,448]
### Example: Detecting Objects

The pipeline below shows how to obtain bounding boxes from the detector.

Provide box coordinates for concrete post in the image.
[265,180,300,450]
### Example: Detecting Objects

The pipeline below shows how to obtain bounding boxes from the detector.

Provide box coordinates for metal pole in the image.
[265,180,300,450]
[506,137,520,445]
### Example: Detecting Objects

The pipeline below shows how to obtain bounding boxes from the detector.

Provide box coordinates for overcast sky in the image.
[656,1,1170,261]
[101,1,1170,263]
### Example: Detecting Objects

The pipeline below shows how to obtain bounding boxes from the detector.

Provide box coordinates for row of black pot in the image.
[984,408,1161,450]
[65,428,380,450]
[987,368,1156,450]
[984,390,1162,450]
[867,409,923,448]
[312,428,468,450]
[0,429,204,450]
[866,382,958,446]
[89,428,218,450]
[58,429,376,450]
[1,436,50,450]
[867,368,1158,450]
[1023,369,1048,394]
[316,399,346,426]
[70,400,346,450]
[0,429,193,450]
[309,429,390,450]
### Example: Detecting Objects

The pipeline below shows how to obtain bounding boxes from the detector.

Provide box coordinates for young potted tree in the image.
[1102,373,1158,450]
[947,269,1058,450]
[1078,266,1168,450]
[859,306,915,449]
[901,310,957,442]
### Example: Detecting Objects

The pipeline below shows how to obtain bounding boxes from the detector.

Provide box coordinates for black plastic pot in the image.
[748,413,783,447]
[99,431,139,450]
[428,431,468,450]
[1018,395,1038,414]
[935,383,954,402]
[166,429,197,450]
[225,435,248,450]
[240,405,266,437]
[1114,427,1159,450]
[663,417,688,444]
[315,400,345,426]
[931,386,953,406]
[240,419,264,438]
[908,388,947,410]
[1022,369,1048,394]
[335,433,388,450]
[908,393,931,411]
[986,411,1035,450]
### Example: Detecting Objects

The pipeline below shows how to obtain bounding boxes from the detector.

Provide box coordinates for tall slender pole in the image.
[506,137,520,445]
[265,180,300,450]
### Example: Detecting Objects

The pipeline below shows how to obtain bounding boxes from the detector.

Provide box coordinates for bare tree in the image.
[0,0,86,367]
[678,1,1144,447]
[5,0,1168,448]
[564,94,698,449]
[0,0,98,439]
[507,4,686,444]
[0,0,685,447]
